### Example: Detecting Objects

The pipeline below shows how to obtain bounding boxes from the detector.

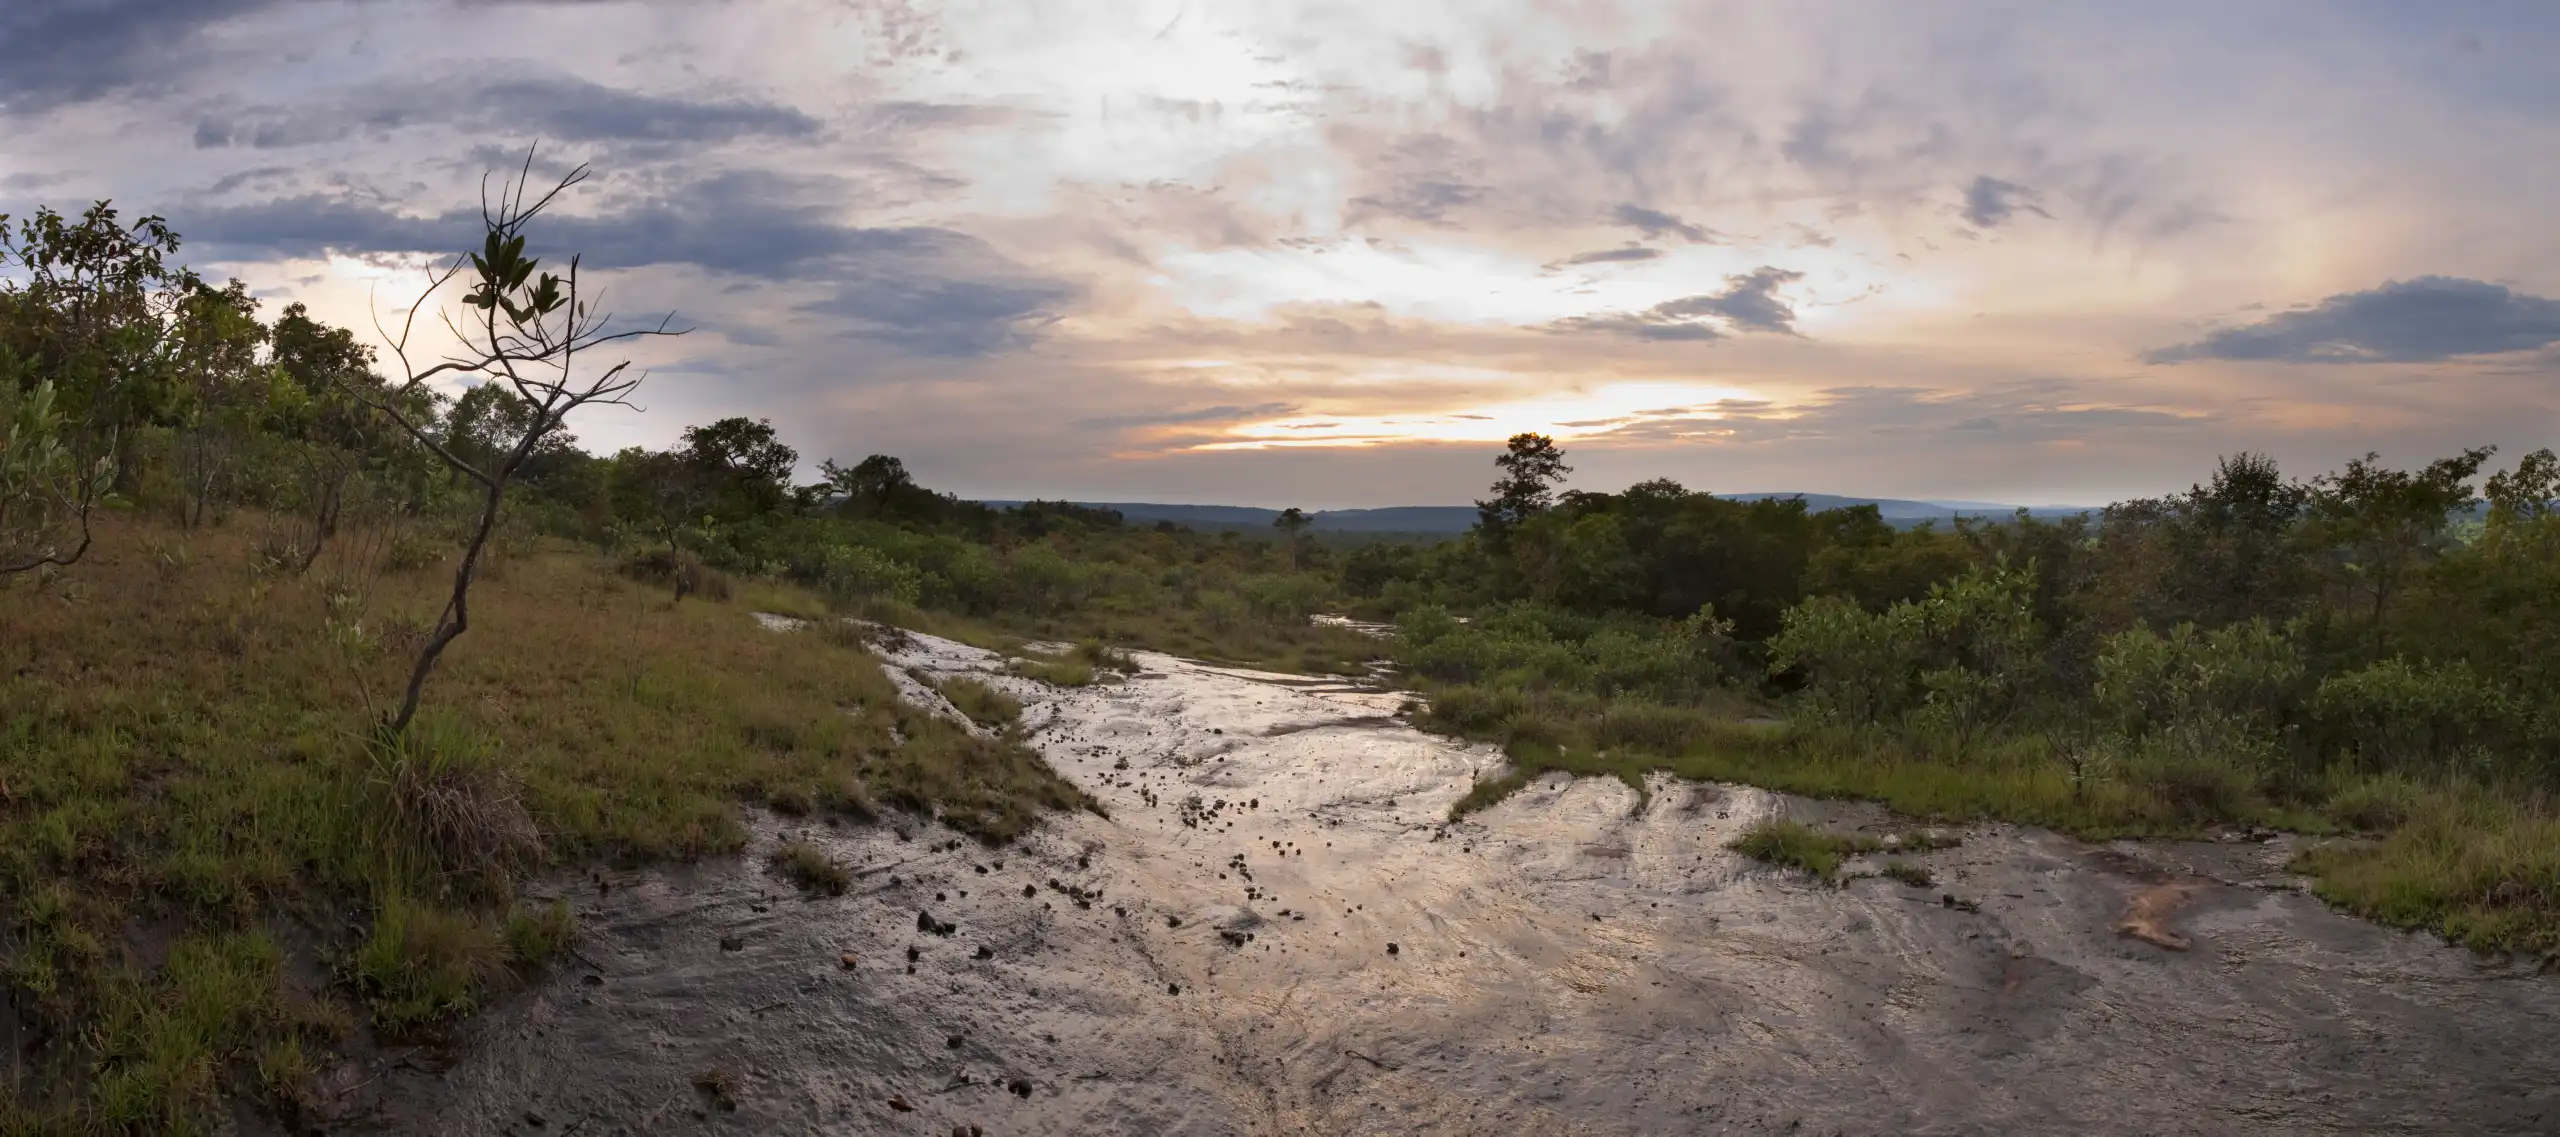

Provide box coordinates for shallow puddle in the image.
[338,630,2560,1135]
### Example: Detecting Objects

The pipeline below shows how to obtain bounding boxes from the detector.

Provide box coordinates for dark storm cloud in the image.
[179,168,1081,357]
[1611,204,1714,242]
[2146,276,2560,364]
[183,171,905,278]
[0,0,277,112]
[192,74,822,149]
[1549,266,1804,341]
[1960,175,2050,228]
[806,263,1076,357]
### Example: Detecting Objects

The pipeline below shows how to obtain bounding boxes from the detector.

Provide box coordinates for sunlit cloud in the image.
[1188,380,1768,450]
[3,0,2556,505]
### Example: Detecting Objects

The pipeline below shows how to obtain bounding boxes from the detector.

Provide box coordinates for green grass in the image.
[1727,819,1958,884]
[1417,673,2560,957]
[877,597,1382,680]
[1010,656,1099,687]
[2292,783,2560,956]
[933,675,1024,733]
[767,838,852,896]
[0,515,1095,1131]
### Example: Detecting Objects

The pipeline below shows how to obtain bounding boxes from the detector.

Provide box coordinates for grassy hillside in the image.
[0,515,1090,1133]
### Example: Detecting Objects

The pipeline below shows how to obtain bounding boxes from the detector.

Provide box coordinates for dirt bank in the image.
[337,630,2560,1135]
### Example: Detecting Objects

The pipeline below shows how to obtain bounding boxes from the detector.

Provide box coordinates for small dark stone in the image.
[525,1111,545,1127]
[1386,943,1399,955]
[907,945,921,962]
[974,945,993,960]
[1009,1078,1032,1098]
[1168,983,1180,995]
[719,934,745,952]
[947,1034,965,1049]
[581,974,603,987]
[1023,884,1037,897]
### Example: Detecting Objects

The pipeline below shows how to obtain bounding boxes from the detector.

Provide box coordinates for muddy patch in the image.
[333,629,2560,1136]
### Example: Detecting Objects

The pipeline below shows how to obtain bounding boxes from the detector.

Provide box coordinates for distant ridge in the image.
[976,495,2091,533]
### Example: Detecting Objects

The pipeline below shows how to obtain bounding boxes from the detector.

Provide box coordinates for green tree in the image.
[821,454,918,519]
[0,378,116,575]
[165,278,271,527]
[1474,432,1569,546]
[0,201,186,511]
[1273,506,1313,569]
[680,416,798,520]
[2301,448,2492,644]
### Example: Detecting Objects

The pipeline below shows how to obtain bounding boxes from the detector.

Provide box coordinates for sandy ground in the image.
[334,628,2560,1136]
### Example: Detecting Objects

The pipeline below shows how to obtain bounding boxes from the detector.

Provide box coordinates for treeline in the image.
[1362,433,2560,793]
[0,195,1386,688]
[10,186,2559,960]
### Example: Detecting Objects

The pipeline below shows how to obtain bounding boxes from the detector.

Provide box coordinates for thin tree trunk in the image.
[388,478,506,735]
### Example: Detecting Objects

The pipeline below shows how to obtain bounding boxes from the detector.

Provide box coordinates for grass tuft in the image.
[1010,656,1098,687]
[1728,819,1957,885]
[767,838,852,896]
[933,675,1023,733]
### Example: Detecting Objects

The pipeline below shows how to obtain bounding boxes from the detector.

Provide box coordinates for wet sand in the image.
[339,630,2560,1135]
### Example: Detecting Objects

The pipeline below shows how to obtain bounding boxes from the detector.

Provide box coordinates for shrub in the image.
[2311,657,2522,774]
[767,838,851,896]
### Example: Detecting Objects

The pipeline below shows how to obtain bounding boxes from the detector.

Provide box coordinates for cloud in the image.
[190,74,823,150]
[2146,276,2560,363]
[0,0,277,112]
[1611,204,1714,243]
[1348,179,1486,225]
[1960,175,2050,228]
[1550,266,1805,340]
[179,165,1080,358]
[1579,383,2214,445]
[1077,402,1298,431]
[184,171,918,279]
[1548,246,1663,269]
[806,255,1077,357]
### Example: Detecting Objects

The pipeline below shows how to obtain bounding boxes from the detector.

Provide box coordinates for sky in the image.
[5,0,2558,508]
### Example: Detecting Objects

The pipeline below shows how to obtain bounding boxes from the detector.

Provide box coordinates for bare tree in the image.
[361,150,686,734]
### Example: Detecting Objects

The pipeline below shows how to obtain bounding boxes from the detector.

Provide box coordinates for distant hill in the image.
[976,495,2091,534]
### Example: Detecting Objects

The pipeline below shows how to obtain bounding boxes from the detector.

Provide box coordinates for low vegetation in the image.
[932,675,1024,734]
[1384,437,2560,958]
[767,838,853,897]
[1728,819,1958,884]
[0,519,1090,1130]
[9,153,2560,1130]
